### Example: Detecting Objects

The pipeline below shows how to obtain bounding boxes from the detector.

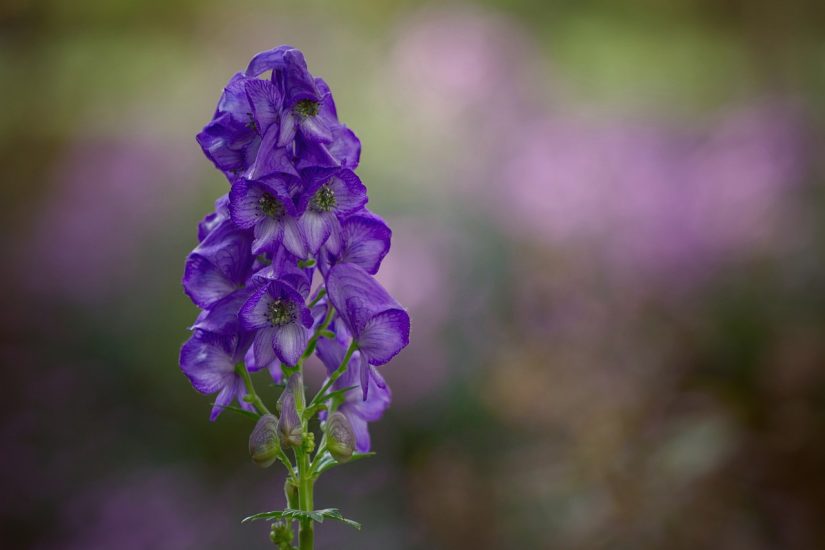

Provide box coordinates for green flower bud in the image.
[278,391,303,448]
[248,414,280,468]
[326,411,355,463]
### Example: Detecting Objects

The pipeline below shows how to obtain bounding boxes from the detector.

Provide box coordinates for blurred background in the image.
[2,0,825,548]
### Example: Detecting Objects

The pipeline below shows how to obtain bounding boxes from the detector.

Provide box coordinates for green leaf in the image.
[210,402,259,420]
[242,508,361,530]
[315,451,376,475]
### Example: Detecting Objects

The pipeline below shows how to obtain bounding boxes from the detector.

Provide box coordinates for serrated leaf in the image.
[242,508,361,530]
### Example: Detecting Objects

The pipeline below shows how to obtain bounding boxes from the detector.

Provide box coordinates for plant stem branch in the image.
[235,363,271,416]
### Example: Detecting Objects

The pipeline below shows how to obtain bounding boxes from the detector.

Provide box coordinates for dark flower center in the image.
[259,193,285,219]
[245,112,258,133]
[268,299,296,326]
[294,99,320,118]
[310,184,336,212]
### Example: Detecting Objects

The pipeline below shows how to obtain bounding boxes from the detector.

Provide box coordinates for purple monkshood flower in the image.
[239,280,313,367]
[183,217,254,309]
[316,322,390,452]
[297,168,368,254]
[228,174,305,256]
[320,209,392,276]
[179,330,254,421]
[326,263,410,393]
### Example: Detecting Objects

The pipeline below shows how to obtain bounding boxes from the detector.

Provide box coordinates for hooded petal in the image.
[327,169,367,216]
[327,125,361,169]
[335,212,391,274]
[182,254,238,309]
[354,308,411,366]
[346,412,371,453]
[190,288,251,334]
[244,79,281,134]
[245,45,291,77]
[326,263,404,334]
[179,331,236,395]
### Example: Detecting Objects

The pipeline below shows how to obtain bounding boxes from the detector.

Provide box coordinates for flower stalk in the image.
[179,45,411,548]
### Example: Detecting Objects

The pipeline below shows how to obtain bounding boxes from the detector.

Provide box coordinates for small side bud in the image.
[249,414,280,468]
[278,391,303,448]
[326,411,355,463]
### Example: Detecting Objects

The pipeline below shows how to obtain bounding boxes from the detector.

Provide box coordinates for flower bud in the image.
[277,390,303,448]
[326,411,355,463]
[248,414,280,468]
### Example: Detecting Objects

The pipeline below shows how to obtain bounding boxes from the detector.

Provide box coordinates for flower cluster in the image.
[179,46,410,454]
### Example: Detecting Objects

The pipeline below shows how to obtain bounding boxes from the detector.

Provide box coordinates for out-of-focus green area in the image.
[2,1,825,548]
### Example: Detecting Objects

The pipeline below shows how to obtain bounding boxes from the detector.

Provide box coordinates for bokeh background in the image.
[3,0,825,548]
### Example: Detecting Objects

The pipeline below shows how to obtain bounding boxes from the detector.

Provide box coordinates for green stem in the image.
[297,449,314,549]
[309,340,358,409]
[296,304,336,368]
[235,363,271,416]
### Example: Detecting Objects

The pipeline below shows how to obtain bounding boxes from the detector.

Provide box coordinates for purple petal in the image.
[327,169,367,216]
[355,308,411,366]
[272,323,310,366]
[327,125,361,169]
[252,217,284,255]
[245,45,291,77]
[245,79,281,134]
[282,215,307,258]
[179,331,236,395]
[252,327,278,370]
[182,254,238,309]
[326,263,404,333]
[190,288,251,334]
[338,213,391,274]
[301,210,334,254]
[239,285,275,330]
[247,125,299,180]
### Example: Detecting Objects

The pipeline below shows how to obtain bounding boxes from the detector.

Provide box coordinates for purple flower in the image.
[182,218,254,309]
[179,330,254,421]
[228,175,305,256]
[297,168,368,254]
[317,325,391,451]
[196,73,264,181]
[326,263,411,371]
[239,280,313,367]
[320,209,391,275]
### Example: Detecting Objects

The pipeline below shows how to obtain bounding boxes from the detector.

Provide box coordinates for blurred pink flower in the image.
[21,136,200,301]
[498,105,807,284]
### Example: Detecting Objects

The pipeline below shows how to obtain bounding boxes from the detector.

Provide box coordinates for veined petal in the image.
[272,323,310,366]
[338,213,391,274]
[182,254,237,309]
[278,111,297,147]
[301,210,334,254]
[190,288,251,334]
[282,215,307,258]
[327,125,361,169]
[239,285,275,330]
[299,114,333,144]
[252,327,278,370]
[356,308,411,366]
[248,125,299,181]
[326,263,404,333]
[252,217,284,255]
[179,331,236,395]
[328,169,367,216]
[244,79,280,133]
